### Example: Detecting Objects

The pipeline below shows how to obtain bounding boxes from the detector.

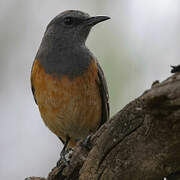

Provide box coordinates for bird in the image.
[31,10,110,156]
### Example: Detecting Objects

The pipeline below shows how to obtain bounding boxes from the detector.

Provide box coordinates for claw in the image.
[80,134,92,150]
[57,148,73,167]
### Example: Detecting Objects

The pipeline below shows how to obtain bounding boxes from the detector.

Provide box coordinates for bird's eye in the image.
[64,17,73,25]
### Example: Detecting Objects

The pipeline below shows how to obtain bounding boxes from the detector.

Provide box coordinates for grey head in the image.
[36,10,110,79]
[45,10,110,46]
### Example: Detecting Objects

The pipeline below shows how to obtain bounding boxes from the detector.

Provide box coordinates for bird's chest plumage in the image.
[31,59,102,146]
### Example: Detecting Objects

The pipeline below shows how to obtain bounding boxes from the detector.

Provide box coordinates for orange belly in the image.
[31,59,102,147]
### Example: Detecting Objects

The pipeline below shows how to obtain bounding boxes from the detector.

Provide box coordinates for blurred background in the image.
[0,0,179,179]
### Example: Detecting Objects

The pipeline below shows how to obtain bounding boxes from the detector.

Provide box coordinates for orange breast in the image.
[31,59,102,147]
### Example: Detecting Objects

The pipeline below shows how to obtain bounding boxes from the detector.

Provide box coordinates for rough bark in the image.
[26,72,180,180]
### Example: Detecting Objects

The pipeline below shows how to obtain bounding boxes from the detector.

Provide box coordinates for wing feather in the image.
[96,62,110,125]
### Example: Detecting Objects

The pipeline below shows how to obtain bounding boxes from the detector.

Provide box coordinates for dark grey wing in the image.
[97,62,110,126]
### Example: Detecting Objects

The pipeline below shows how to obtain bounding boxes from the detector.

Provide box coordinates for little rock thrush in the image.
[31,10,110,155]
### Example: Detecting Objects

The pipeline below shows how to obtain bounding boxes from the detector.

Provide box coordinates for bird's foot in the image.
[56,148,73,167]
[80,134,93,150]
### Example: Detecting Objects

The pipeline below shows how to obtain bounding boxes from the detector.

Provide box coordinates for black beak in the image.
[85,16,110,26]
